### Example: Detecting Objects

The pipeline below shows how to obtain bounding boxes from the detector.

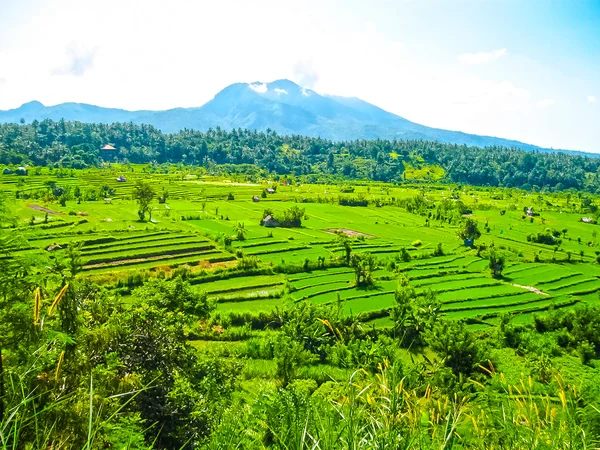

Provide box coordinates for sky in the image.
[0,0,599,152]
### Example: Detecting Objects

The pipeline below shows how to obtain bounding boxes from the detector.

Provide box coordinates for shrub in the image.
[399,247,411,262]
[527,231,561,245]
[238,256,259,270]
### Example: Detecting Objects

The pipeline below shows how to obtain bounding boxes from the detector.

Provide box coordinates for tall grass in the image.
[205,361,598,449]
[0,365,147,450]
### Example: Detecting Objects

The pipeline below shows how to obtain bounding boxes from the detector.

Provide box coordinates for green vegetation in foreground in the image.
[1,165,600,449]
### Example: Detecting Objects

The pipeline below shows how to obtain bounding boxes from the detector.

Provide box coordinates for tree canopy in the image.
[1,120,599,192]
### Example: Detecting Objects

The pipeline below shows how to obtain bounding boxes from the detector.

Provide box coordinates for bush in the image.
[527,231,561,245]
[244,337,275,359]
[238,256,259,270]
[399,247,411,262]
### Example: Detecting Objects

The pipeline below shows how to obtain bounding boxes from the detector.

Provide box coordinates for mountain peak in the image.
[267,79,301,91]
[245,79,311,97]
[0,81,571,153]
[19,100,44,110]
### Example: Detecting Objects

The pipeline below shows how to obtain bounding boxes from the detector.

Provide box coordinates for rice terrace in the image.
[3,151,600,447]
[6,164,600,326]
[2,1,600,446]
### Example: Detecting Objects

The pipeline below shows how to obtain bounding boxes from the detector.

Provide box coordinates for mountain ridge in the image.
[0,79,587,155]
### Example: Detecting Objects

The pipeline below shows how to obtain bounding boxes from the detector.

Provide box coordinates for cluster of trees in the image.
[261,206,305,228]
[14,180,114,205]
[527,228,563,245]
[2,120,600,192]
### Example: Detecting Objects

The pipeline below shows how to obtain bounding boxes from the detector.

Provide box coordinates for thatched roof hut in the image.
[262,215,280,228]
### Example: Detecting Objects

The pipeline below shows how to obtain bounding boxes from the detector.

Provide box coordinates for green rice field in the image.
[3,164,600,329]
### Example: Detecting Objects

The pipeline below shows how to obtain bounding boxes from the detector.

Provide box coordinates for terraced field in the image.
[4,165,600,329]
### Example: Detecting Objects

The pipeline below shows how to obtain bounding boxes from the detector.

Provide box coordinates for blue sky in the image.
[0,0,598,152]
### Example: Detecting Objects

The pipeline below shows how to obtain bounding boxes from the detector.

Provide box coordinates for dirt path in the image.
[325,228,374,238]
[512,284,549,296]
[28,204,64,215]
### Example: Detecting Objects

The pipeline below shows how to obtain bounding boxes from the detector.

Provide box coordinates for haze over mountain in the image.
[0,79,578,153]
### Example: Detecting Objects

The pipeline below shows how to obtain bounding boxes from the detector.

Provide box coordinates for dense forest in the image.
[0,119,598,192]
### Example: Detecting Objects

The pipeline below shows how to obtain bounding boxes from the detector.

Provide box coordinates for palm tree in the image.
[336,231,352,265]
[233,222,246,241]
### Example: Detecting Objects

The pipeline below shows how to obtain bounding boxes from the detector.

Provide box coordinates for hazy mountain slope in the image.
[0,79,579,153]
[0,100,151,124]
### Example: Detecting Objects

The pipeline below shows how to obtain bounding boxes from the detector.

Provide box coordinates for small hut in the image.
[266,188,275,194]
[525,207,539,217]
[16,166,28,176]
[262,215,280,228]
[100,144,117,160]
[116,176,127,182]
[252,195,260,202]
[581,217,596,224]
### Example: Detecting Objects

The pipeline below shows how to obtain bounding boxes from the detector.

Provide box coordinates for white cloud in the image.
[52,42,97,77]
[366,22,377,33]
[249,83,268,94]
[457,48,508,65]
[293,60,319,88]
[537,98,555,107]
[588,95,597,104]
[274,88,288,94]
[443,78,531,113]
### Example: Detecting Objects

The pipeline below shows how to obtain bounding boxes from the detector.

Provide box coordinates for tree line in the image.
[1,119,599,192]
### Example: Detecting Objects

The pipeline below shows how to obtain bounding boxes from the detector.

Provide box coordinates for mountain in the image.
[0,79,581,153]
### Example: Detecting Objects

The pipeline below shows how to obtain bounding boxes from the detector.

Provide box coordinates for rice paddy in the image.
[3,164,600,329]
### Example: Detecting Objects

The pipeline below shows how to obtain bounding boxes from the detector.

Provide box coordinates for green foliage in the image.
[233,221,246,240]
[132,180,155,222]
[2,120,599,192]
[488,249,505,278]
[279,206,305,228]
[392,276,441,348]
[132,276,214,318]
[527,229,563,245]
[238,256,259,270]
[350,252,377,286]
[335,231,353,265]
[458,217,481,242]
[3,144,600,447]
[426,319,484,376]
[400,246,411,262]
[274,335,317,387]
